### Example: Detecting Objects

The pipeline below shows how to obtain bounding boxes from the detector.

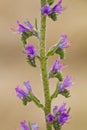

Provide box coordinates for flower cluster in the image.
[15,81,32,105]
[12,20,39,46]
[12,20,34,34]
[49,59,64,81]
[51,59,64,73]
[17,120,39,130]
[41,0,64,20]
[59,76,73,92]
[58,34,71,50]
[41,0,64,16]
[46,103,70,127]
[24,44,37,67]
[17,21,34,34]
[25,45,37,59]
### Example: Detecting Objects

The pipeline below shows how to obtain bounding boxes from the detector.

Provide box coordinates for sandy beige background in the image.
[0,0,87,130]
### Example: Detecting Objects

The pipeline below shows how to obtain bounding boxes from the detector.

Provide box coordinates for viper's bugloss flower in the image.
[46,103,70,126]
[59,76,73,92]
[53,103,66,115]
[25,45,37,59]
[41,4,52,16]
[58,113,69,125]
[41,0,64,16]
[12,21,34,34]
[20,120,39,130]
[52,0,64,14]
[46,113,54,123]
[58,103,67,113]
[20,120,30,130]
[51,59,64,73]
[58,34,71,49]
[32,123,39,130]
[15,81,32,99]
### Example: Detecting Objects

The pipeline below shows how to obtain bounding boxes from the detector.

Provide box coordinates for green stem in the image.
[51,81,59,101]
[29,92,45,110]
[40,1,52,130]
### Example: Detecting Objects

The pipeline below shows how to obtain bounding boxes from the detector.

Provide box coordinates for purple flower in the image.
[24,21,34,31]
[25,45,37,59]
[41,4,52,16]
[23,81,32,93]
[53,103,66,115]
[19,121,39,130]
[40,0,64,17]
[58,34,71,49]
[16,21,34,33]
[20,120,30,130]
[15,81,32,99]
[32,123,39,130]
[46,103,70,126]
[51,59,64,73]
[58,113,69,125]
[15,87,27,99]
[58,103,67,113]
[52,0,64,14]
[59,76,73,92]
[46,113,54,123]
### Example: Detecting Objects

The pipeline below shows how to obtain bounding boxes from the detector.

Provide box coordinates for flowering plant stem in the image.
[40,1,52,130]
[14,0,74,129]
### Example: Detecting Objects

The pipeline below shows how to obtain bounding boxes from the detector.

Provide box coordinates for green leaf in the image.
[21,30,39,47]
[46,40,65,59]
[47,0,54,5]
[21,31,33,45]
[48,12,57,21]
[53,121,61,130]
[59,89,71,98]
[46,44,58,57]
[55,72,63,81]
[56,48,65,59]
[49,71,63,81]
[33,30,39,39]
[27,57,36,67]
[22,97,32,105]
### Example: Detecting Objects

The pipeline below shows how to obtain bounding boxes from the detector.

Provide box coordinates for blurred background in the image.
[0,0,87,130]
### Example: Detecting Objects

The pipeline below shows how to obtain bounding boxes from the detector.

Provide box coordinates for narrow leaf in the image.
[47,0,54,5]
[35,18,38,30]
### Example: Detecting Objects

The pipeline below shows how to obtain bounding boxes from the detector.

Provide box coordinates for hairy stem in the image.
[40,1,52,130]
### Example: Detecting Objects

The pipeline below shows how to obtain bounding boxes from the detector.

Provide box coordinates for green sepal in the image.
[47,0,54,5]
[22,97,32,105]
[27,57,36,67]
[49,71,63,81]
[32,30,39,39]
[46,44,58,58]
[53,121,61,130]
[21,30,39,47]
[21,31,33,45]
[56,48,65,59]
[59,89,70,98]
[48,12,57,21]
